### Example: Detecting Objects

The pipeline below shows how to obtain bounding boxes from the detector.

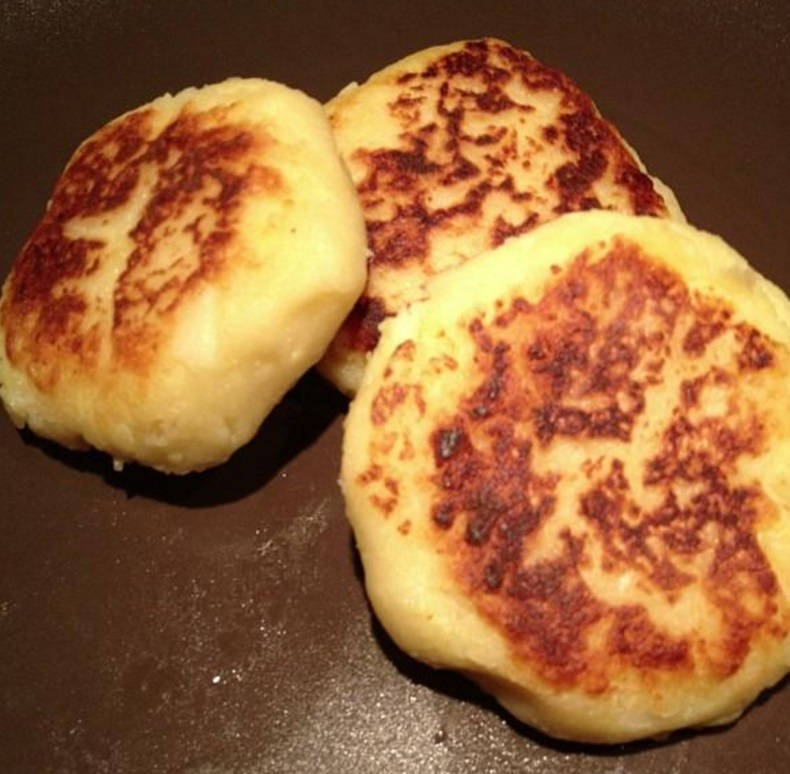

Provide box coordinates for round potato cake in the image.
[0,78,367,473]
[319,38,685,396]
[342,210,790,743]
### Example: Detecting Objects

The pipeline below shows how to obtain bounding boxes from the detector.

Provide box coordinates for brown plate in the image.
[1,2,789,772]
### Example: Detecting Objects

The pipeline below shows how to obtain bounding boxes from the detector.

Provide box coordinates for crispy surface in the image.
[0,78,367,473]
[342,211,790,743]
[320,38,685,395]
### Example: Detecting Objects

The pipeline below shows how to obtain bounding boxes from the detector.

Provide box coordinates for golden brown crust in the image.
[3,100,282,389]
[325,38,683,379]
[342,212,790,742]
[0,78,367,473]
[420,243,787,691]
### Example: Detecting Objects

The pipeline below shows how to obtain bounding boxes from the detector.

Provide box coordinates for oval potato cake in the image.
[320,38,685,395]
[0,78,367,473]
[342,211,790,743]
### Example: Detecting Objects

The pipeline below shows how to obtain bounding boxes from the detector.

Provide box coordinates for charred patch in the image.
[340,295,389,354]
[737,325,775,371]
[432,425,470,464]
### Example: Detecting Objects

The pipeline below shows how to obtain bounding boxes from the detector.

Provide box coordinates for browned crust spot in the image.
[2,99,283,389]
[340,38,671,354]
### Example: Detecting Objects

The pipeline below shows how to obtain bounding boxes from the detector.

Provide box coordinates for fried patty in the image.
[0,77,367,473]
[342,211,790,743]
[319,38,685,395]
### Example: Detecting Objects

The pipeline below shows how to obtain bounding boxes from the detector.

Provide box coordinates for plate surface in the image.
[1,2,789,772]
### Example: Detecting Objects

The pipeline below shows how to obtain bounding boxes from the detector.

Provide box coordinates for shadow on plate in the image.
[18,369,347,508]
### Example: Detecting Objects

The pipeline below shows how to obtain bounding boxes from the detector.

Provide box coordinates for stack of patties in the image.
[319,38,685,396]
[0,78,367,473]
[338,40,790,743]
[3,35,789,747]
